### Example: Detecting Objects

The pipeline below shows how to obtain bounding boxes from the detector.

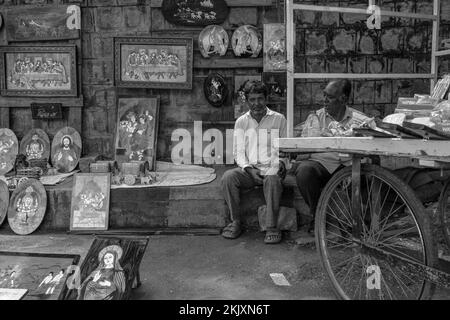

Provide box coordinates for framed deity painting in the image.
[5,5,80,42]
[19,128,51,162]
[0,46,77,97]
[51,126,82,173]
[0,251,80,300]
[70,173,111,232]
[263,24,287,72]
[115,97,160,170]
[64,236,149,300]
[7,179,47,235]
[114,37,193,90]
[0,128,18,175]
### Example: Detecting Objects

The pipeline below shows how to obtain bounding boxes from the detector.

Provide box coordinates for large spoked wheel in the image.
[438,179,450,249]
[315,164,437,300]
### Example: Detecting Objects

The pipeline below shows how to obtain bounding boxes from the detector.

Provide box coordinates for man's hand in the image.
[244,167,264,185]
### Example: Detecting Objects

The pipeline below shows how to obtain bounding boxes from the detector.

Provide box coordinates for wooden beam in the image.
[278,137,450,161]
[150,0,273,7]
[194,57,262,69]
[292,3,437,20]
[0,96,84,108]
[286,0,294,138]
[294,73,434,79]
[434,49,450,57]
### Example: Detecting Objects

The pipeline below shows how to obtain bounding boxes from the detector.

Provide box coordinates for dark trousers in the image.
[221,167,283,229]
[292,160,332,219]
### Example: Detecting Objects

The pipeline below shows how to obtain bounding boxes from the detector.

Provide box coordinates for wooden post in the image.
[431,0,440,93]
[0,108,10,128]
[286,0,294,138]
[352,155,363,238]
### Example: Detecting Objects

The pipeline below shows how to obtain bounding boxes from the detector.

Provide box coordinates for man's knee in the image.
[221,168,240,187]
[263,174,282,187]
[295,161,319,183]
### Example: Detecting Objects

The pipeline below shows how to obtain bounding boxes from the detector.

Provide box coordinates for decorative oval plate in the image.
[204,73,228,107]
[19,128,50,162]
[51,127,82,173]
[232,25,263,58]
[0,128,19,176]
[8,178,47,235]
[199,25,229,58]
[0,179,9,227]
[162,0,229,26]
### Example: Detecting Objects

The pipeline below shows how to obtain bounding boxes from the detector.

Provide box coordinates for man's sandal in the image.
[222,222,243,239]
[264,229,282,244]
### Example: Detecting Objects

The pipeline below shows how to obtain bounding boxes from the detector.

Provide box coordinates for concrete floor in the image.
[1,230,450,300]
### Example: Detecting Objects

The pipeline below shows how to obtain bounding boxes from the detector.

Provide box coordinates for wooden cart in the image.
[279,136,450,299]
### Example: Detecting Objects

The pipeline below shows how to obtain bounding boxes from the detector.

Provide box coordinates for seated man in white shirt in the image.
[221,81,287,244]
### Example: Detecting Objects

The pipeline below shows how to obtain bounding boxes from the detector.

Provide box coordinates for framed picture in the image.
[51,126,82,173]
[161,0,229,26]
[0,251,80,300]
[0,45,77,97]
[65,236,149,300]
[70,173,111,232]
[5,5,80,42]
[263,23,287,72]
[114,37,193,90]
[115,97,160,170]
[0,128,18,175]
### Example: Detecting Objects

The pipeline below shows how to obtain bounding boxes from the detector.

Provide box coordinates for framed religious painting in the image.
[263,24,287,72]
[7,178,47,235]
[0,128,18,175]
[0,45,77,97]
[5,5,80,42]
[161,0,229,26]
[114,37,193,90]
[0,179,9,227]
[0,251,80,300]
[19,128,51,162]
[70,173,111,232]
[115,97,160,170]
[64,236,149,300]
[51,126,82,173]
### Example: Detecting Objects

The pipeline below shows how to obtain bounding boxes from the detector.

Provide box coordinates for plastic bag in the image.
[301,112,321,137]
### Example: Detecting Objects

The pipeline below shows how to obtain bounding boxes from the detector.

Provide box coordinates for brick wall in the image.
[1,0,449,164]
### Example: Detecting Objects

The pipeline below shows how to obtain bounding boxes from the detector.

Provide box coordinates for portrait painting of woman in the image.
[77,245,126,300]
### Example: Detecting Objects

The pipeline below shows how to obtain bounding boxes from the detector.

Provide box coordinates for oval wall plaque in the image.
[8,178,47,235]
[199,25,229,58]
[0,179,9,227]
[0,128,19,176]
[20,128,51,162]
[232,25,263,58]
[162,0,229,26]
[51,127,82,173]
[204,73,228,107]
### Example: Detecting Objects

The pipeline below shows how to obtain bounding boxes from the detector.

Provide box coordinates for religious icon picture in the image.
[263,24,287,72]
[65,236,149,300]
[204,73,228,107]
[0,128,18,175]
[7,179,47,235]
[198,25,229,58]
[161,0,229,26]
[234,74,261,119]
[19,128,50,162]
[70,173,111,231]
[0,179,9,227]
[115,97,160,170]
[0,251,80,300]
[231,25,262,58]
[51,126,82,173]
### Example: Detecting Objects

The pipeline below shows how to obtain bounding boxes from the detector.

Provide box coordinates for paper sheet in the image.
[269,273,291,286]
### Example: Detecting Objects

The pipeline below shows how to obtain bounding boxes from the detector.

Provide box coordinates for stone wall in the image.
[1,0,449,164]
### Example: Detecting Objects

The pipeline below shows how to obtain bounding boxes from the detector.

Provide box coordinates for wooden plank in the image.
[402,121,450,140]
[150,0,273,7]
[292,3,437,20]
[431,0,440,92]
[194,57,262,69]
[418,159,450,169]
[68,107,82,133]
[70,228,221,235]
[434,49,450,57]
[278,137,450,160]
[0,108,9,128]
[294,73,434,79]
[286,0,294,138]
[0,96,84,108]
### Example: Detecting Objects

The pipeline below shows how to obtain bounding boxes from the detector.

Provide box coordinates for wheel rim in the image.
[317,168,429,300]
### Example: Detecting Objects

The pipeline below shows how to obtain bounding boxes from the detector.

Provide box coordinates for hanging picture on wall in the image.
[5,5,80,42]
[20,128,50,162]
[231,25,262,58]
[161,0,229,26]
[204,73,228,107]
[263,24,286,72]
[7,179,47,235]
[198,25,229,58]
[115,97,160,170]
[114,37,193,90]
[51,126,82,173]
[65,236,149,300]
[234,74,261,119]
[0,46,77,97]
[0,251,80,300]
[0,179,9,227]
[0,128,18,175]
[70,173,111,231]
